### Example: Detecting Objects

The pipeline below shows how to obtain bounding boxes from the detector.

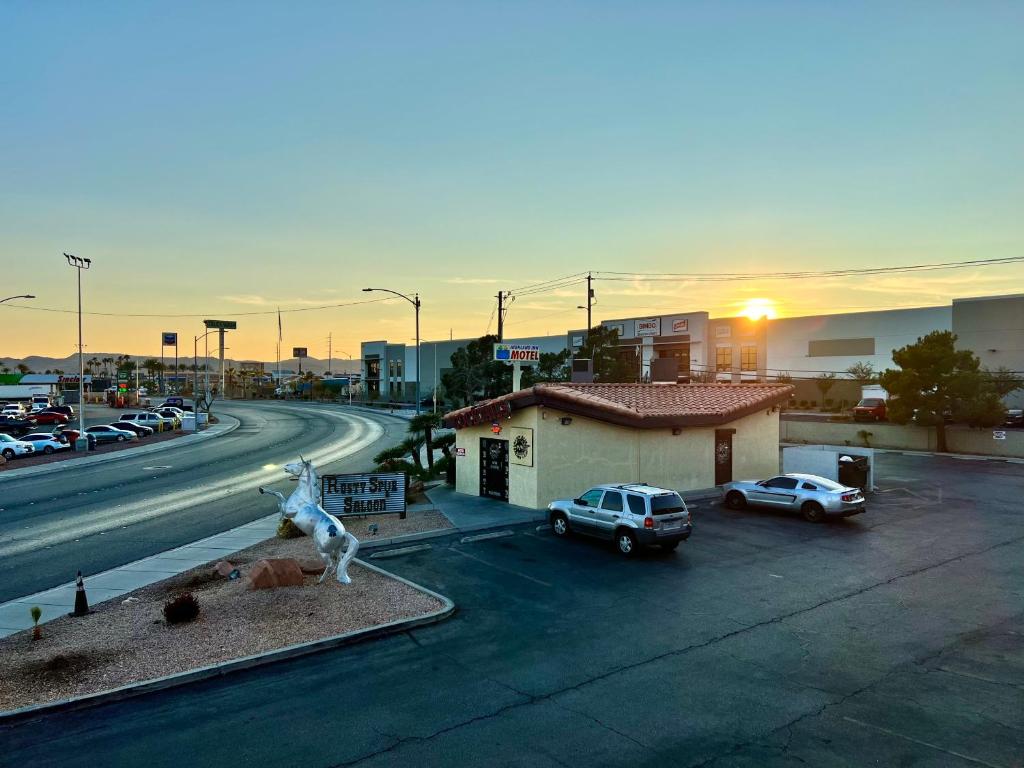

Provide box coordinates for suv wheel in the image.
[1,448,14,460]
[616,529,639,557]
[551,511,569,538]
[43,445,54,455]
[802,501,826,523]
[117,434,127,442]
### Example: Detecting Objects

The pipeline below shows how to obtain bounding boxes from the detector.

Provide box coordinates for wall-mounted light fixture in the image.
[560,416,573,426]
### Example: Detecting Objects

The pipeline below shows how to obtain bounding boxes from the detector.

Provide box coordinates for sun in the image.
[740,298,777,321]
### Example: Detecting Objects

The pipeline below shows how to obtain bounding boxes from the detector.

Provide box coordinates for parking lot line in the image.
[841,717,1002,768]
[448,547,553,588]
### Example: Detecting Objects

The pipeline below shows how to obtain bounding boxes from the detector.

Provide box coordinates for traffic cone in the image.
[71,571,90,617]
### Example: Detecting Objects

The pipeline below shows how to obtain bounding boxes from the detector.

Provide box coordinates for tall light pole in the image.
[64,254,91,450]
[0,294,36,304]
[363,287,421,414]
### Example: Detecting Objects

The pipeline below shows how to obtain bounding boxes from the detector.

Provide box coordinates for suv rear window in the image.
[651,493,686,515]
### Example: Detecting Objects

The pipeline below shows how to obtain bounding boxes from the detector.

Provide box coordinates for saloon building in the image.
[443,383,793,509]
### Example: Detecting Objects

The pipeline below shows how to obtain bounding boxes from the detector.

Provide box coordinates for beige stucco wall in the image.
[453,407,539,505]
[781,419,1024,458]
[456,404,783,508]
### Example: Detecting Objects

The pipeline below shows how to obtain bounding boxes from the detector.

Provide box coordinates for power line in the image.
[0,296,396,318]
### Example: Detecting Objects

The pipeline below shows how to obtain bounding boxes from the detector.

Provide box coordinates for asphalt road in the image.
[4,452,1021,767]
[0,401,407,603]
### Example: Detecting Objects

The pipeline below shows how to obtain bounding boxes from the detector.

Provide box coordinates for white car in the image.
[0,433,36,459]
[21,433,70,455]
[29,402,48,413]
[2,404,26,417]
[120,412,174,431]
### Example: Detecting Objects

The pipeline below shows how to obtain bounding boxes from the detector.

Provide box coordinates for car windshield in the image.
[857,399,883,407]
[650,493,686,515]
[0,434,13,442]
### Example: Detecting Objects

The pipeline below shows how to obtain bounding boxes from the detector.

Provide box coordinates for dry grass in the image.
[0,520,449,712]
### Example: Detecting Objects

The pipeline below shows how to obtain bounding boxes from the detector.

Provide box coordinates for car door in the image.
[753,476,800,508]
[595,490,625,538]
[570,489,605,533]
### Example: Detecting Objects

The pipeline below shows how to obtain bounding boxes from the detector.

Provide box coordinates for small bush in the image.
[277,517,305,539]
[163,592,200,625]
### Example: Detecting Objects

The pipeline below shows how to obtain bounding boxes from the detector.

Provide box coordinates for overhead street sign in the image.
[293,347,308,358]
[203,319,237,330]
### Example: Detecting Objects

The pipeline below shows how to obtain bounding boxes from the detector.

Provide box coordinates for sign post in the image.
[494,343,541,392]
[203,320,237,401]
[161,332,177,396]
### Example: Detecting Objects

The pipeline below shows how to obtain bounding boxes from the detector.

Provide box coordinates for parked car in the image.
[85,425,137,443]
[722,473,866,522]
[1004,409,1023,428]
[0,433,36,459]
[110,420,154,437]
[0,415,35,436]
[852,398,887,422]
[2,403,27,417]
[42,404,75,419]
[120,412,173,431]
[58,429,97,449]
[29,401,48,413]
[20,433,70,455]
[548,483,693,556]
[151,407,183,427]
[161,397,185,409]
[31,410,70,426]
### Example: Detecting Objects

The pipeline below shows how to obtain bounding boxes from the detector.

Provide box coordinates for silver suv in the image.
[548,483,693,557]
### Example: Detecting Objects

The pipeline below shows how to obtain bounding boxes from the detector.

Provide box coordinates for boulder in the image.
[246,558,305,590]
[296,558,327,575]
[212,560,237,578]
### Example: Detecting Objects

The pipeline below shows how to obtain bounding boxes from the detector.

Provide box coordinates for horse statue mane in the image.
[258,455,359,584]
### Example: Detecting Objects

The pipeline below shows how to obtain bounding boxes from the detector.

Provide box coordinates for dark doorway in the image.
[480,438,509,501]
[714,429,735,485]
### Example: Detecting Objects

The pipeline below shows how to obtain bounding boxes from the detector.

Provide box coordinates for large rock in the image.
[246,558,305,590]
[296,558,327,575]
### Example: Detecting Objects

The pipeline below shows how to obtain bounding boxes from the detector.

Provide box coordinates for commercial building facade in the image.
[444,383,792,509]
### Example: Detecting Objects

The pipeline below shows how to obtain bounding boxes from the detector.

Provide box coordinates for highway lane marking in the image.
[0,408,385,559]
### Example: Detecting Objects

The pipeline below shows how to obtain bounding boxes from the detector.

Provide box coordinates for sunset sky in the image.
[2,2,1022,361]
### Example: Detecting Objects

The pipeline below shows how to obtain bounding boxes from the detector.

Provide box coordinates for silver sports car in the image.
[721,473,866,522]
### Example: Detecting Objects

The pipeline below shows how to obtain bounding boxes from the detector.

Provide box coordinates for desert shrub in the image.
[277,517,305,539]
[163,592,200,625]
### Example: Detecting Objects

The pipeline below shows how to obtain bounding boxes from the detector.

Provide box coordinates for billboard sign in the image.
[636,318,661,336]
[321,472,407,518]
[493,343,541,363]
[292,347,308,359]
[162,332,177,346]
[203,319,237,330]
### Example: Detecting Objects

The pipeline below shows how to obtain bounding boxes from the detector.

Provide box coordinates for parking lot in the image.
[9,451,1021,767]
[0,404,188,470]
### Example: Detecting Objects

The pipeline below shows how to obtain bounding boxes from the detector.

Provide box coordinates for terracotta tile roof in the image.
[444,383,794,429]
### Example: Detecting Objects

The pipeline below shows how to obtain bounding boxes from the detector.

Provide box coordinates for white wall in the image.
[767,306,952,377]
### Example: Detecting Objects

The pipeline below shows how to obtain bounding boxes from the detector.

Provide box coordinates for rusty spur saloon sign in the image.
[321,472,407,518]
[449,399,512,430]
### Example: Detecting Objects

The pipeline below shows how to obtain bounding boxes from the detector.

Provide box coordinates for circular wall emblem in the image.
[513,434,530,459]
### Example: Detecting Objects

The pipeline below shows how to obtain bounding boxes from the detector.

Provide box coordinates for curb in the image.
[0,416,241,483]
[0,558,454,725]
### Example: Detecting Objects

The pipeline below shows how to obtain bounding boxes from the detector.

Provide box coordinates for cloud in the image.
[442,278,504,285]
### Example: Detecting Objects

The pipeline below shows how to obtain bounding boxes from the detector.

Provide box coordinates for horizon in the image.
[3,2,1022,359]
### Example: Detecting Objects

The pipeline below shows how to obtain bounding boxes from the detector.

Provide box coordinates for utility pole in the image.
[328,332,332,377]
[586,272,594,330]
[496,291,509,341]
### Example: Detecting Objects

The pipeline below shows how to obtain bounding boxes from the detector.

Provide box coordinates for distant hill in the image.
[0,353,360,376]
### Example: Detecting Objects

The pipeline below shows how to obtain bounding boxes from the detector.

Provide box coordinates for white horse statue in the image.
[258,456,360,584]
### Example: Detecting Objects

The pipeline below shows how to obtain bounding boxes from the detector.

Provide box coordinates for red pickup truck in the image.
[852,398,887,422]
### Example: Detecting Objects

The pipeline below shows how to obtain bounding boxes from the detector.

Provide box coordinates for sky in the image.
[2,1,1023,361]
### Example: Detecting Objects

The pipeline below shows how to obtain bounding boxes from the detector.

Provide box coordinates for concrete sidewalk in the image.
[0,416,240,483]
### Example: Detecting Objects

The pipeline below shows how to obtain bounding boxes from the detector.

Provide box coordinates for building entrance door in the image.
[480,438,509,501]
[714,429,735,485]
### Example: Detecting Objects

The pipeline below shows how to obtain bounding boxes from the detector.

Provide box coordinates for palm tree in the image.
[16,363,31,375]
[102,357,114,377]
[88,357,101,375]
[399,435,424,471]
[409,412,442,470]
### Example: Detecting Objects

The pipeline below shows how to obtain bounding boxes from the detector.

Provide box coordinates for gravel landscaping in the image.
[0,523,450,713]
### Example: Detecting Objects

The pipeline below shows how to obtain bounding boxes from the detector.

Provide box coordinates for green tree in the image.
[409,412,442,470]
[576,325,636,383]
[845,361,876,384]
[441,334,510,407]
[879,331,988,452]
[522,349,571,387]
[814,373,836,408]
[982,367,1024,399]
[16,363,31,375]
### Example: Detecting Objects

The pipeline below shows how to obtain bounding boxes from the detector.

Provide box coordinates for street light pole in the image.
[0,294,36,304]
[362,287,421,415]
[64,254,91,450]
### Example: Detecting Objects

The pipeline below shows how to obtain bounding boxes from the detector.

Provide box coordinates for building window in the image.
[740,345,757,371]
[716,346,733,372]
